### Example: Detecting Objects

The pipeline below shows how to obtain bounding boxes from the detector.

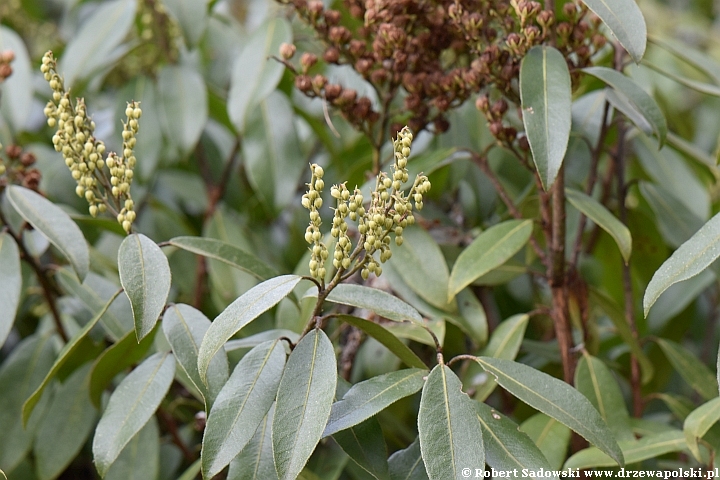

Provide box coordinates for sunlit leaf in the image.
[684,397,720,461]
[319,284,423,323]
[564,431,685,469]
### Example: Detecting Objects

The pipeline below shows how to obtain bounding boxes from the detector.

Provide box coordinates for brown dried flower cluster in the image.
[0,143,41,191]
[0,50,15,83]
[278,0,604,144]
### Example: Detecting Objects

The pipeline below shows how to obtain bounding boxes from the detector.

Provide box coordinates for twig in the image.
[157,406,195,463]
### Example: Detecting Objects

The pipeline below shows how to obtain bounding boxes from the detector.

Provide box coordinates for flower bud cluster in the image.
[0,50,14,83]
[41,51,140,233]
[302,164,329,279]
[0,143,41,191]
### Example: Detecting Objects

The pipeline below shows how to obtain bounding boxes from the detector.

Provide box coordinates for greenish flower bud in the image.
[331,186,341,198]
[342,258,351,269]
[361,268,369,280]
[315,179,325,190]
[314,197,323,209]
[318,267,326,278]
[395,236,404,246]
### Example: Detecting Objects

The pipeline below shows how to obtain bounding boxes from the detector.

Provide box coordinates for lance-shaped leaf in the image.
[0,233,20,347]
[584,67,667,146]
[92,351,175,477]
[119,233,171,341]
[228,18,292,133]
[580,0,646,62]
[449,220,533,300]
[418,364,484,480]
[684,397,720,461]
[168,236,277,281]
[319,284,423,323]
[337,316,426,369]
[23,290,122,425]
[6,185,89,280]
[566,188,632,263]
[323,369,427,437]
[643,61,720,97]
[656,338,718,401]
[520,46,572,190]
[639,181,704,249]
[475,402,557,478]
[564,430,686,469]
[164,304,228,408]
[104,417,160,480]
[202,340,285,478]
[389,437,428,480]
[644,212,720,317]
[520,414,571,471]
[272,330,337,480]
[0,26,33,131]
[475,357,624,466]
[198,274,301,383]
[228,405,278,480]
[158,64,208,157]
[333,417,390,480]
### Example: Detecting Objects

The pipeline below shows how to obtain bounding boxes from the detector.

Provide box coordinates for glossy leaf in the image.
[388,226,455,311]
[202,340,285,478]
[333,417,390,480]
[0,232,20,347]
[475,402,557,478]
[198,274,301,384]
[520,414,572,471]
[580,0,646,62]
[656,338,718,401]
[0,26,33,131]
[564,431,685,469]
[418,364,484,479]
[104,418,160,480]
[448,220,533,299]
[158,64,208,157]
[321,284,423,323]
[475,357,624,466]
[23,290,121,425]
[520,46,572,190]
[388,438,428,480]
[228,405,278,480]
[566,188,632,263]
[228,18,292,132]
[272,330,337,480]
[163,304,229,408]
[89,327,156,407]
[59,0,136,87]
[575,353,634,442]
[583,67,667,146]
[323,369,426,437]
[168,236,277,280]
[119,233,171,341]
[34,365,97,480]
[684,397,720,461]
[6,185,89,281]
[644,212,720,317]
[92,352,176,477]
[338,315,426,369]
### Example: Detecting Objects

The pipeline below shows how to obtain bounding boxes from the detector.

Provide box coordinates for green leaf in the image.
[656,338,718,401]
[158,64,208,157]
[164,0,207,46]
[647,269,714,332]
[387,226,455,311]
[34,364,97,480]
[177,459,202,480]
[472,314,529,401]
[323,369,426,437]
[583,67,667,146]
[22,290,121,425]
[383,318,445,347]
[163,304,229,409]
[563,430,686,469]
[202,340,285,478]
[519,414,571,471]
[338,315,426,369]
[520,46,572,190]
[168,236,278,281]
[666,131,716,168]
[104,417,160,480]
[455,289,489,347]
[333,417,390,480]
[475,402,557,478]
[475,357,624,466]
[119,233,171,341]
[58,0,137,87]
[228,405,278,480]
[388,438,428,480]
[575,353,634,442]
[198,274,302,384]
[653,393,695,421]
[566,188,632,263]
[272,330,337,480]
[92,351,176,477]
[580,0,646,62]
[0,233,20,347]
[448,220,533,300]
[639,181,704,248]
[418,364,484,479]
[648,35,720,84]
[643,60,720,97]
[0,26,33,131]
[228,18,292,132]
[644,212,720,317]
[684,397,720,461]
[89,327,157,408]
[225,329,300,350]
[6,185,89,281]
[0,333,56,472]
[320,284,423,323]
